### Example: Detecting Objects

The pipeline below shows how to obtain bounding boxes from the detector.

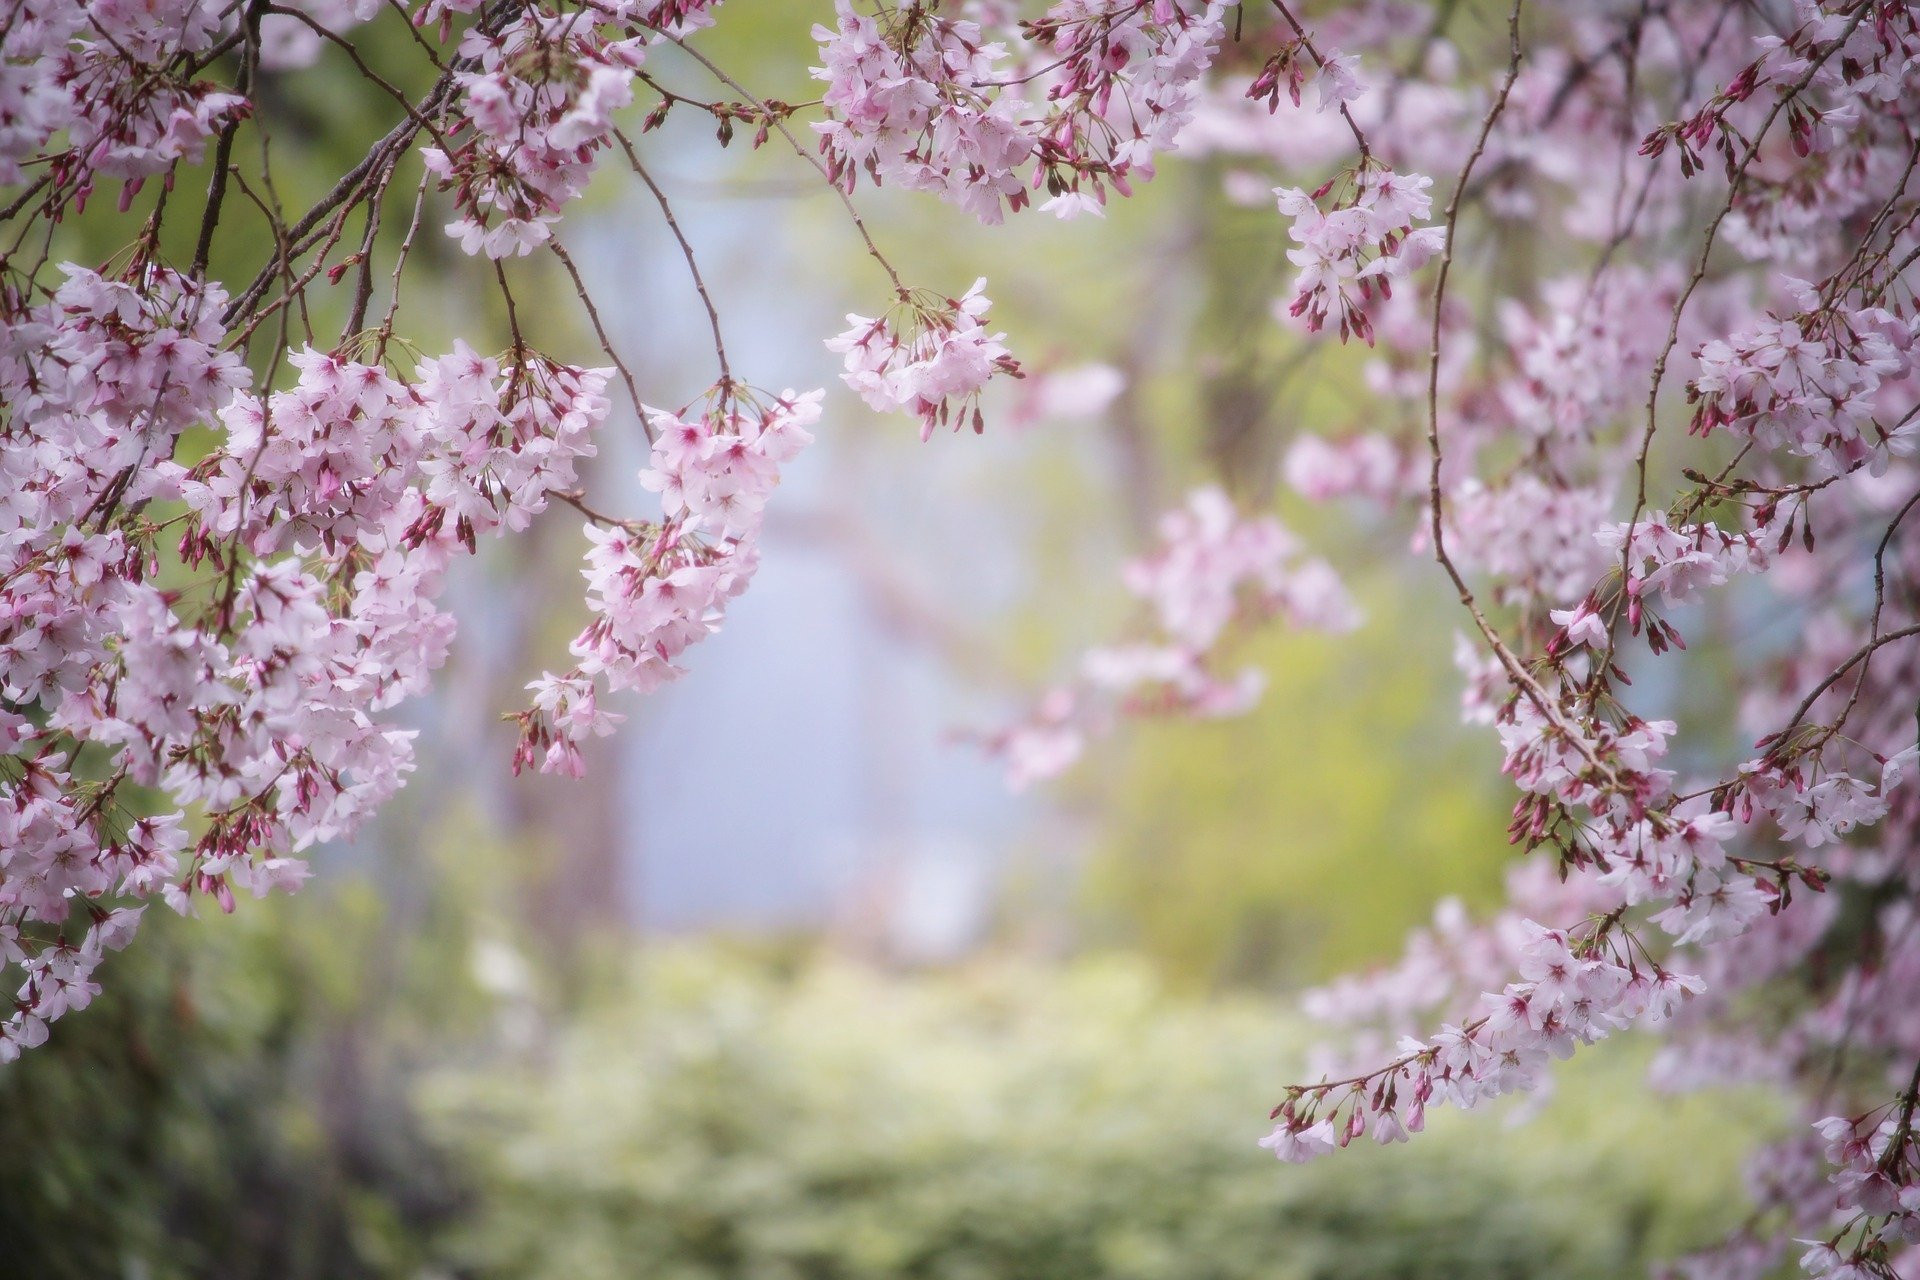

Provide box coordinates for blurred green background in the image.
[5,4,1775,1277]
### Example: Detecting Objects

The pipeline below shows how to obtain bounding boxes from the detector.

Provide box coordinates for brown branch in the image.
[611,127,731,388]
[1421,0,1594,764]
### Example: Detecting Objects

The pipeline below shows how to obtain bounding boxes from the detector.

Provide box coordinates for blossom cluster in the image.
[1445,476,1616,607]
[423,12,645,258]
[1797,1111,1920,1279]
[1593,509,1774,618]
[515,387,817,776]
[811,1,1036,224]
[812,0,1233,224]
[1274,169,1445,344]
[980,486,1356,790]
[1245,39,1364,117]
[0,0,245,199]
[1020,0,1234,213]
[0,255,616,1060]
[826,280,1022,441]
[1691,305,1918,478]
[1263,920,1703,1159]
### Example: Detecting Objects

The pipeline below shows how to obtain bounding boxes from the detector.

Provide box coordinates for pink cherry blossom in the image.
[827,280,1022,441]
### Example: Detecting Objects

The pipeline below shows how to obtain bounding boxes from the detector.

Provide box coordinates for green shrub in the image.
[422,946,1771,1280]
[0,895,471,1280]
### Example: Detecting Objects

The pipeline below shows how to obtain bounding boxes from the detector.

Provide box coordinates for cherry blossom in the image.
[827,280,1022,441]
[1274,169,1445,344]
[811,0,1036,224]
[810,0,1234,222]
[516,387,817,773]
[423,14,646,257]
[2,8,1920,1274]
[979,485,1355,788]
[1691,305,1919,478]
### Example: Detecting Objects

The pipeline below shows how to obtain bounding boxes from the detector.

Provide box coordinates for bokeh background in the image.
[3,6,1776,1277]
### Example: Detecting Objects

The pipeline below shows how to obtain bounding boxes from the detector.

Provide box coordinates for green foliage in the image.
[0,887,476,1280]
[423,945,1764,1280]
[0,889,1768,1280]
